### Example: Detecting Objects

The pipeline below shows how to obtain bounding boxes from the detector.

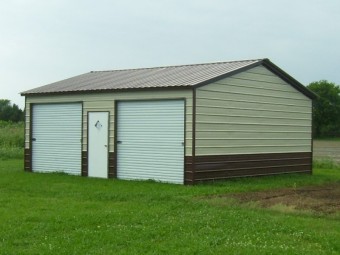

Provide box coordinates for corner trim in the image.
[191,88,196,184]
[114,101,118,178]
[311,100,314,174]
[29,102,33,172]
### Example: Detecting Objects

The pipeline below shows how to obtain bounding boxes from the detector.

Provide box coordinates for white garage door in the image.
[32,103,82,175]
[117,100,184,184]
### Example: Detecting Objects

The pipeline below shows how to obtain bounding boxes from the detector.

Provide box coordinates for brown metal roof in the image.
[21,59,263,95]
[20,58,316,99]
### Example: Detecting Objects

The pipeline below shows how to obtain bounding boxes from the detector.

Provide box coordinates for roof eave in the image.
[21,85,193,96]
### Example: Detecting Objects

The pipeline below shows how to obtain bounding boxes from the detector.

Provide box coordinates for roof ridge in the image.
[90,58,265,73]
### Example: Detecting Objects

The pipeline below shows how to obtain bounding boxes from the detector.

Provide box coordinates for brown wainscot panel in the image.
[194,152,312,183]
[108,152,116,178]
[184,156,194,185]
[24,148,32,172]
[81,151,88,176]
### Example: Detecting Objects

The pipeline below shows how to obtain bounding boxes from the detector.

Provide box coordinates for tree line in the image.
[1,80,339,138]
[0,99,24,122]
[307,80,340,138]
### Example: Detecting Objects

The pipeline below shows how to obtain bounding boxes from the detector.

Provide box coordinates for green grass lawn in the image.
[0,121,24,159]
[0,159,339,255]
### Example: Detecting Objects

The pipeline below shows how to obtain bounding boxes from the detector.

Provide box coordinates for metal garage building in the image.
[21,59,316,184]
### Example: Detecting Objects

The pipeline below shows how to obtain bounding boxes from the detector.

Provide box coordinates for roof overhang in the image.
[21,85,193,97]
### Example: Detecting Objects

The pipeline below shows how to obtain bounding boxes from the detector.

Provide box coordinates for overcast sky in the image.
[1,0,339,109]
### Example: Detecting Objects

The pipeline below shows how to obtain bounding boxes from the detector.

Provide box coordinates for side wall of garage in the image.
[194,65,313,182]
[24,89,193,179]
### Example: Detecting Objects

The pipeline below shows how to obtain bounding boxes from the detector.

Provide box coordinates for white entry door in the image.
[88,112,109,178]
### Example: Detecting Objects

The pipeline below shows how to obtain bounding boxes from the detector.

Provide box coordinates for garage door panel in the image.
[32,103,82,175]
[117,100,184,184]
[120,171,182,180]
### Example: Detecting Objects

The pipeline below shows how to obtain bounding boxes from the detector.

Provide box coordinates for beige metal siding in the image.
[196,65,312,155]
[25,90,193,156]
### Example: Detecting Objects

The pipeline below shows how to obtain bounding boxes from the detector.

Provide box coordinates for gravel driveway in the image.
[313,140,340,163]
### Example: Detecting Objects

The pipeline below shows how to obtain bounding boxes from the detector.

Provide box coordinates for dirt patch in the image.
[213,183,340,215]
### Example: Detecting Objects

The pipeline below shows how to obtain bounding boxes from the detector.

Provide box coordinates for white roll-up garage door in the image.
[32,103,82,175]
[117,100,184,184]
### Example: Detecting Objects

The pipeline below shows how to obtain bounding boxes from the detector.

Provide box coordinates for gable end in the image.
[195,59,316,100]
[261,59,316,100]
[193,61,264,89]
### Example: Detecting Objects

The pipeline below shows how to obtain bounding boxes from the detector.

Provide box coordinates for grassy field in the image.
[1,122,339,254]
[0,121,24,159]
[0,159,339,255]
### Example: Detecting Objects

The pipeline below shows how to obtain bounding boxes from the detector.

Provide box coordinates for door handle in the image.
[117,141,122,144]
[104,145,107,147]
[32,138,36,141]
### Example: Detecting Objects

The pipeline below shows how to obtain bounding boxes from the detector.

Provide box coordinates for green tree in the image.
[307,80,340,138]
[0,99,24,122]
